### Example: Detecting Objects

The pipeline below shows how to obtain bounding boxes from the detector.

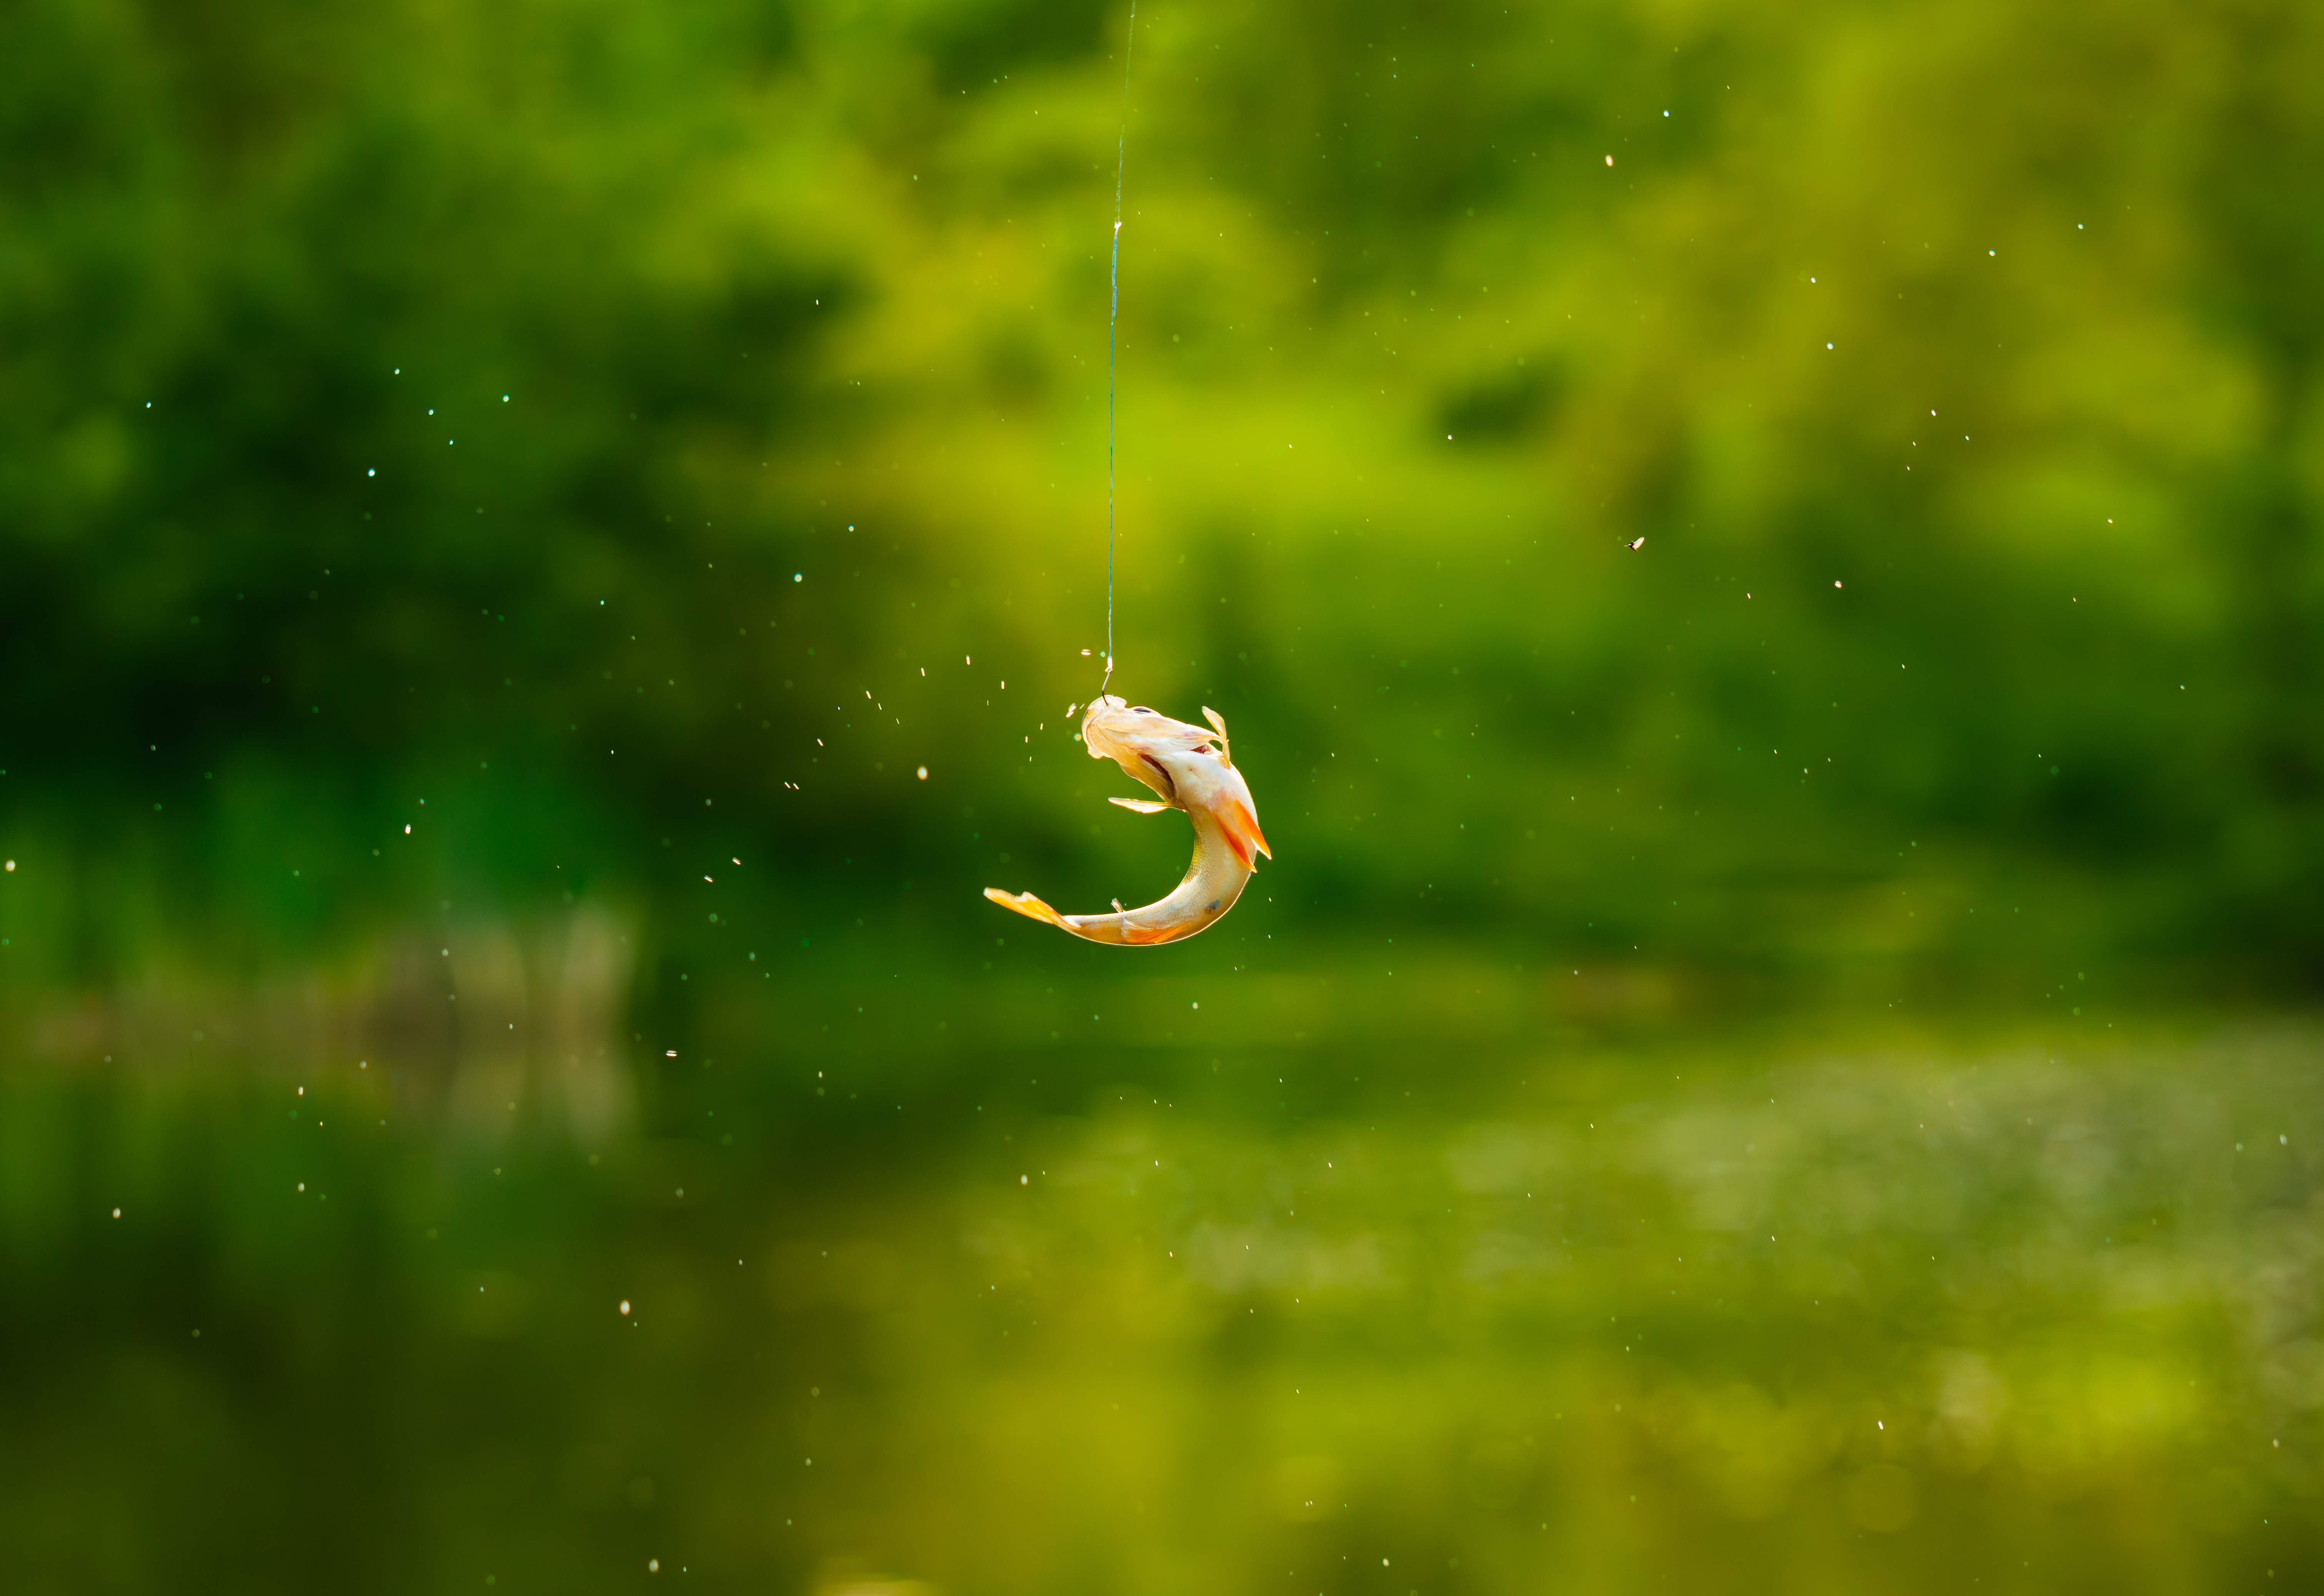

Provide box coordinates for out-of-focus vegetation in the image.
[4,0,2324,1590]
[4,0,2321,999]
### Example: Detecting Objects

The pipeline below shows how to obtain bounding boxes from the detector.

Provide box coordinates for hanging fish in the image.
[985,696,1271,946]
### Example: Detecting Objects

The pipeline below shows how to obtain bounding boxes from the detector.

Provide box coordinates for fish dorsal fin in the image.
[1110,796,1172,813]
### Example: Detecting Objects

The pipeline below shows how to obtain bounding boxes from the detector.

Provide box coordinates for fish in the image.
[984,694,1271,945]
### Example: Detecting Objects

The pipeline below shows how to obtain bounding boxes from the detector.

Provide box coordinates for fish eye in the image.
[1131,706,1155,715]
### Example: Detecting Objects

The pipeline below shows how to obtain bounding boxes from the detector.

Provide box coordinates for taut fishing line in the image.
[983,0,1272,946]
[1099,0,1136,699]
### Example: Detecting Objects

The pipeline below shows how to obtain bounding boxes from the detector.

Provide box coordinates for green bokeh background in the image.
[3,1,2322,1591]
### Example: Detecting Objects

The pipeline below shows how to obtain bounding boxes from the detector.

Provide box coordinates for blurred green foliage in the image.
[3,0,2322,998]
[7,2,2324,1589]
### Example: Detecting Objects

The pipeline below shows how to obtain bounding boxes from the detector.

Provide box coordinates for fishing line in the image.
[1099,0,1137,700]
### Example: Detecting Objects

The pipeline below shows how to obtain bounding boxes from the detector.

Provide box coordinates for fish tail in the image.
[983,887,1071,928]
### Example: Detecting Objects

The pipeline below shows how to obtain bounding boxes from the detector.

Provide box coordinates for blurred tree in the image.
[0,0,2318,996]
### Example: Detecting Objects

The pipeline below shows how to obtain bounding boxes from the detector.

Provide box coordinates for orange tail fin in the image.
[984,887,1070,928]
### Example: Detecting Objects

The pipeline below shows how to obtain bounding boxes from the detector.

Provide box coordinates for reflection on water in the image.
[17,905,637,1141]
[2,992,2318,1593]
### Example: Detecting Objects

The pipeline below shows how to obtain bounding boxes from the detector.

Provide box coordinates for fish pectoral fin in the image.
[1201,706,1233,765]
[983,887,1069,929]
[1222,797,1272,862]
[1109,796,1172,814]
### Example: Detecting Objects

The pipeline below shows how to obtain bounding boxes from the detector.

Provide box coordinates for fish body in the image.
[984,695,1271,945]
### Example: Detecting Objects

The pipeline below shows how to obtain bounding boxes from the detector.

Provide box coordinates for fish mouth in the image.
[1078,696,1122,751]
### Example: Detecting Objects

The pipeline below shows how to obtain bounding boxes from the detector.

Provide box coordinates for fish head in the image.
[1080,696,1266,859]
[1080,696,1207,765]
[1077,694,1131,758]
